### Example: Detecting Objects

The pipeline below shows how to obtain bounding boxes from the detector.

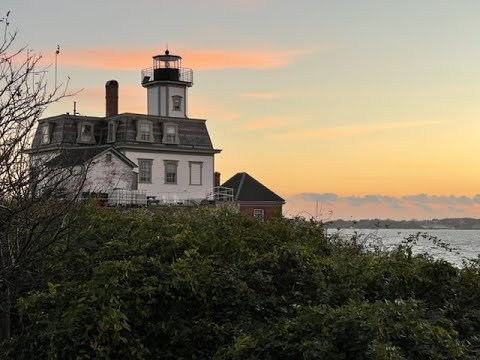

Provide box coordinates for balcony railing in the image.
[141,67,193,85]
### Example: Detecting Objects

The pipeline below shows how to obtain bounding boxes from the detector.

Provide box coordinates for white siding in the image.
[147,87,159,115]
[84,153,133,192]
[147,84,188,117]
[160,85,167,116]
[124,150,214,201]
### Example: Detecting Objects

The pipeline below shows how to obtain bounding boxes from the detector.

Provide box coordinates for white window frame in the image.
[136,120,154,142]
[107,121,116,143]
[77,122,95,144]
[41,124,50,144]
[172,95,183,111]
[138,159,153,183]
[162,122,179,144]
[164,160,178,184]
[254,209,265,221]
[189,161,203,186]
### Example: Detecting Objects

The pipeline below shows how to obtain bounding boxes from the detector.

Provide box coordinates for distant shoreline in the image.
[326,217,480,230]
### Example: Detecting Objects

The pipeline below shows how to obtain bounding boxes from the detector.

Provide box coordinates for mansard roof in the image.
[222,172,285,203]
[32,112,220,154]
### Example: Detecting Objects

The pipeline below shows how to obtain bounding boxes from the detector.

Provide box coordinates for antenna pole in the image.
[55,45,60,88]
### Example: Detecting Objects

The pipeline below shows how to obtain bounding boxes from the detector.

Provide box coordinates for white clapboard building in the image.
[30,50,222,205]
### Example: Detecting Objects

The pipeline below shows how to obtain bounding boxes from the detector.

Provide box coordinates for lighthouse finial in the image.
[165,42,169,55]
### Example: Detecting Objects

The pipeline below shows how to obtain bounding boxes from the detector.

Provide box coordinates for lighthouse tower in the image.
[141,50,193,118]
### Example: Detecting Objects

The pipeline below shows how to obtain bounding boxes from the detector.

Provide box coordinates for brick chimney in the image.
[105,80,119,117]
[214,171,221,187]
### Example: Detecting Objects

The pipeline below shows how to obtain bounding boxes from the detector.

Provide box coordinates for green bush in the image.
[4,207,480,359]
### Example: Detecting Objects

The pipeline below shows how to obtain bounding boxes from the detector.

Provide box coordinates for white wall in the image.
[160,85,167,116]
[84,152,133,192]
[124,150,214,201]
[147,84,187,117]
[147,87,159,115]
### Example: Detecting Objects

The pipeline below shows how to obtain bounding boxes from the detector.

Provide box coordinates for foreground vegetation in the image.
[3,206,480,359]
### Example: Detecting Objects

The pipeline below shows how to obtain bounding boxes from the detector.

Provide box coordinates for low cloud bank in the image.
[288,193,480,220]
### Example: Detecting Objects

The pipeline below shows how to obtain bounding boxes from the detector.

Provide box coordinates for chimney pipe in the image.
[214,171,221,187]
[105,80,119,117]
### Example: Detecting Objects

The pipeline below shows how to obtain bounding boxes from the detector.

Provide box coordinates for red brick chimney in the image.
[214,171,221,187]
[105,80,118,117]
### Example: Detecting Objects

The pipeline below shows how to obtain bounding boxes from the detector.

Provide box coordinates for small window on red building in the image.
[254,209,265,221]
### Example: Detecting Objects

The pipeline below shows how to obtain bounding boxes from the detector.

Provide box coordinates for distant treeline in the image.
[326,217,480,230]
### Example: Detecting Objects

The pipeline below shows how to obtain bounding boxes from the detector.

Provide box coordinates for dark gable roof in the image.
[47,147,136,168]
[222,172,285,203]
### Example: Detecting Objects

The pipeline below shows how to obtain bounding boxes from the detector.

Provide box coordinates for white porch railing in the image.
[206,186,234,202]
[92,186,236,207]
[108,189,147,206]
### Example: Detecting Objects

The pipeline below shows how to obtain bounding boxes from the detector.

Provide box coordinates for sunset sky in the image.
[4,0,480,220]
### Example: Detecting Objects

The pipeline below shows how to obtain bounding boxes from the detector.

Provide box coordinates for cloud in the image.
[236,116,289,131]
[402,194,480,206]
[287,192,480,220]
[54,47,313,71]
[276,120,445,140]
[295,192,339,202]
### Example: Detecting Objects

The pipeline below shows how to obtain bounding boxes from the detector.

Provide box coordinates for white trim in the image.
[162,122,179,144]
[136,120,154,143]
[77,122,96,144]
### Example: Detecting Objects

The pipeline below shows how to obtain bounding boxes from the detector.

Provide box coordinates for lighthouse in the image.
[141,50,193,118]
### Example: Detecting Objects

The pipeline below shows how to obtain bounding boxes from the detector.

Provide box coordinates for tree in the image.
[0,12,83,341]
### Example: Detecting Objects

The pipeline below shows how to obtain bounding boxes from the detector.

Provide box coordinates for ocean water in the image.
[326,228,480,267]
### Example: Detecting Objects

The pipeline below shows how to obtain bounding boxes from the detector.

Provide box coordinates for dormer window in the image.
[172,95,182,111]
[81,125,92,141]
[41,124,50,144]
[136,120,154,142]
[77,122,95,144]
[162,122,179,144]
[107,121,116,143]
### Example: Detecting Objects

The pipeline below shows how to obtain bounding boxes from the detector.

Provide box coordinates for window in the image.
[164,160,178,184]
[172,95,182,111]
[77,122,95,144]
[140,123,151,141]
[41,124,50,144]
[138,159,153,183]
[105,153,112,162]
[163,122,179,144]
[81,125,92,141]
[254,209,265,221]
[107,122,116,142]
[136,120,154,142]
[189,161,203,185]
[166,125,176,143]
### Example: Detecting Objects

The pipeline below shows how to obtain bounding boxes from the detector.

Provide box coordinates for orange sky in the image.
[6,0,480,219]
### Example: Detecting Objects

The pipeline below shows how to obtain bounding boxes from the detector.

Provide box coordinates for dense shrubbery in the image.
[4,206,480,359]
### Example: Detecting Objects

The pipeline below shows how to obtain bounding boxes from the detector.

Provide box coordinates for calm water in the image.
[327,228,480,267]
